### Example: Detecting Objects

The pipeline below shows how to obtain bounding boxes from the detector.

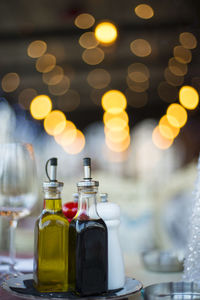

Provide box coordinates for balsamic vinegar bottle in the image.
[33,158,69,292]
[68,158,108,296]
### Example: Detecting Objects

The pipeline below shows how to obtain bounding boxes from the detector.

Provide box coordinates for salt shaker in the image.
[97,193,125,291]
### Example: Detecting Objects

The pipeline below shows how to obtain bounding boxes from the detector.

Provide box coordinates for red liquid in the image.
[68,218,108,296]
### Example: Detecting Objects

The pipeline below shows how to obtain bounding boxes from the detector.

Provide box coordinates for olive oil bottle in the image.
[33,158,69,292]
[68,158,108,296]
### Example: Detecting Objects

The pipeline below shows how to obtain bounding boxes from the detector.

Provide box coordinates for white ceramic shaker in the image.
[97,193,125,291]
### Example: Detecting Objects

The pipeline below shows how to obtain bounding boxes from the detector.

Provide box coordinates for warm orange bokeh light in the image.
[30,95,52,120]
[152,126,173,150]
[104,126,129,143]
[159,115,180,139]
[63,130,85,154]
[103,111,129,125]
[27,40,47,58]
[130,39,151,57]
[48,76,70,96]
[134,4,154,19]
[1,73,20,93]
[79,32,99,49]
[74,13,95,29]
[95,22,117,44]
[102,90,127,113]
[42,66,64,85]
[105,134,130,152]
[173,46,192,64]
[82,48,104,65]
[179,32,197,50]
[44,110,66,136]
[54,121,77,146]
[36,54,56,73]
[179,85,199,110]
[167,103,187,128]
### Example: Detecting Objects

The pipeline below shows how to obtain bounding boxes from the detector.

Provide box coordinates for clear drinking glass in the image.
[0,143,38,275]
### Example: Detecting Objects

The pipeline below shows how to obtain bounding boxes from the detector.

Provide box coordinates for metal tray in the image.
[143,281,200,299]
[1,273,143,300]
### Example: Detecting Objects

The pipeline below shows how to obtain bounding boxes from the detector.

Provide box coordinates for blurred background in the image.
[0,0,200,266]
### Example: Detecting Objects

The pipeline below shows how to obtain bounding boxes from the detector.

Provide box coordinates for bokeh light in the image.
[95,22,117,44]
[54,121,77,146]
[102,90,127,113]
[159,115,180,139]
[128,63,149,83]
[74,13,95,29]
[104,126,129,143]
[127,76,149,92]
[105,134,130,152]
[179,85,199,110]
[36,53,56,73]
[48,76,70,96]
[179,32,197,49]
[173,46,192,64]
[1,73,20,92]
[168,57,188,76]
[125,89,148,108]
[18,88,37,110]
[63,130,85,154]
[105,118,127,131]
[30,95,52,120]
[103,111,129,125]
[134,4,154,19]
[42,66,64,85]
[56,90,80,112]
[87,69,111,89]
[79,32,99,49]
[167,103,187,128]
[152,126,173,150]
[82,47,104,65]
[44,110,66,136]
[130,39,151,57]
[164,68,184,87]
[157,81,178,102]
[27,40,47,58]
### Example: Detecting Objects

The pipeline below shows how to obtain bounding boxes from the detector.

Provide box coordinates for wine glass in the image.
[0,143,38,276]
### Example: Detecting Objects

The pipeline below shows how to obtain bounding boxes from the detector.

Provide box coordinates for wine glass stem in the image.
[9,218,18,273]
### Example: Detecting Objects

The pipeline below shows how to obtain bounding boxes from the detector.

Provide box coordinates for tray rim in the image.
[1,273,143,300]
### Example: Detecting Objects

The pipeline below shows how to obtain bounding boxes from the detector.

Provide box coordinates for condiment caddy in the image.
[1,157,143,299]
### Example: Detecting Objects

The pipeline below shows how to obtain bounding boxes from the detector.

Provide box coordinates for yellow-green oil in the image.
[33,199,69,292]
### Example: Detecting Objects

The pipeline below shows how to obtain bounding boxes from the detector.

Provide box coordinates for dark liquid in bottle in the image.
[68,218,108,296]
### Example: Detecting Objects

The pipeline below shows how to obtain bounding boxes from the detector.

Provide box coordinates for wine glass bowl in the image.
[0,143,38,274]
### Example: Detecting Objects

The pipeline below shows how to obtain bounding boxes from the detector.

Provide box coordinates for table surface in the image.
[0,254,182,300]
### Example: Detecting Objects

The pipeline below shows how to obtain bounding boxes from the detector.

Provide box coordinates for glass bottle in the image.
[33,158,69,292]
[68,157,108,296]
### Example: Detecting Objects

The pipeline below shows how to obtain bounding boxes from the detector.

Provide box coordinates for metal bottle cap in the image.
[43,157,63,188]
[100,193,108,202]
[77,157,99,187]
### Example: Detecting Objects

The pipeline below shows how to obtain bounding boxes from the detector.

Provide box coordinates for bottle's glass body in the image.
[33,185,69,292]
[68,185,108,296]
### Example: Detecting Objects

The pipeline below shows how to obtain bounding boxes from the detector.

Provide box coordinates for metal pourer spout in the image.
[45,157,58,182]
[77,157,99,188]
[83,157,91,180]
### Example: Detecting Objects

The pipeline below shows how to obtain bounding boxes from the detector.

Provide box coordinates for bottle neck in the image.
[43,187,62,212]
[44,199,62,212]
[77,187,99,220]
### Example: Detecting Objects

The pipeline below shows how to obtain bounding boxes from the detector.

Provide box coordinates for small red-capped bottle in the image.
[62,193,78,222]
